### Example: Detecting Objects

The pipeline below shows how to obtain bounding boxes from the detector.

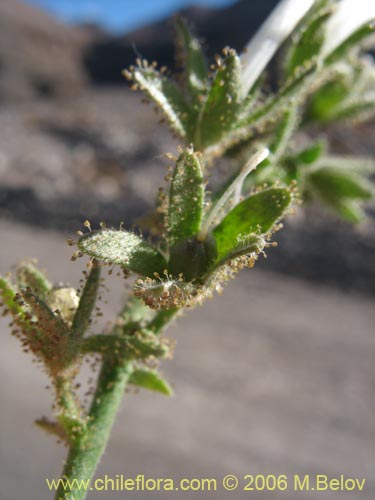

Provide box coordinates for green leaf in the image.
[324,21,375,66]
[197,49,242,148]
[118,295,153,329]
[0,276,26,318]
[81,330,169,360]
[168,236,216,281]
[286,6,332,76]
[317,155,374,174]
[126,65,191,138]
[308,167,373,200]
[211,233,266,270]
[326,99,375,123]
[78,229,167,278]
[304,77,351,123]
[16,262,52,299]
[168,149,204,247]
[327,199,365,224]
[237,59,317,130]
[296,140,326,164]
[174,17,208,100]
[269,106,299,158]
[21,290,69,337]
[212,188,292,261]
[129,368,173,396]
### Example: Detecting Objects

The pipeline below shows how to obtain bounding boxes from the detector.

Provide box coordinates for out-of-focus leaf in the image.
[174,17,208,100]
[296,141,326,164]
[308,167,373,200]
[286,6,332,76]
[168,150,204,246]
[78,230,167,278]
[324,21,375,65]
[237,59,317,129]
[327,99,375,123]
[129,368,173,396]
[269,107,299,158]
[16,262,51,299]
[327,199,365,223]
[304,77,351,122]
[212,188,292,261]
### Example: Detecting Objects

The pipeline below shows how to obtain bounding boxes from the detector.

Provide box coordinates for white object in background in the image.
[322,0,375,56]
[240,0,315,98]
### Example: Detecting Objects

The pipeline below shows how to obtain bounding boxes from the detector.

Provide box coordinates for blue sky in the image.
[24,0,237,33]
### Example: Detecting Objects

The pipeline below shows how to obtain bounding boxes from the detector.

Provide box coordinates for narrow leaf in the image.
[127,66,191,138]
[81,331,169,359]
[129,368,173,396]
[21,290,69,337]
[212,188,292,261]
[174,17,208,100]
[308,167,373,200]
[324,21,375,65]
[0,276,27,318]
[304,77,351,123]
[16,262,51,299]
[327,199,365,223]
[168,149,204,246]
[286,7,332,76]
[237,59,317,130]
[296,140,326,164]
[197,49,242,148]
[269,106,299,158]
[326,99,375,123]
[78,229,167,278]
[199,149,269,241]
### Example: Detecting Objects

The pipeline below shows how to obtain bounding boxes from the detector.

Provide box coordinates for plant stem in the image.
[55,307,178,500]
[54,358,133,500]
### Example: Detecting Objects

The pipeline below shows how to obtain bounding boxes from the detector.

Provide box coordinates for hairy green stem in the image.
[148,308,179,334]
[54,358,134,500]
[54,307,177,500]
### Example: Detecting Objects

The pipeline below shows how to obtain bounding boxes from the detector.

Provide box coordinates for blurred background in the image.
[0,1,374,499]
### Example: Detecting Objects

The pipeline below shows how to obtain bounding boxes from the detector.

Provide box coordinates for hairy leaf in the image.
[128,66,191,138]
[286,6,332,76]
[304,77,352,123]
[174,17,208,100]
[0,277,26,318]
[129,368,173,396]
[197,49,242,148]
[78,230,167,278]
[237,59,317,130]
[326,198,365,223]
[168,236,216,281]
[81,330,169,360]
[324,21,375,65]
[269,107,299,158]
[212,188,292,260]
[168,149,204,246]
[308,167,373,200]
[21,290,69,337]
[296,141,326,164]
[16,262,52,299]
